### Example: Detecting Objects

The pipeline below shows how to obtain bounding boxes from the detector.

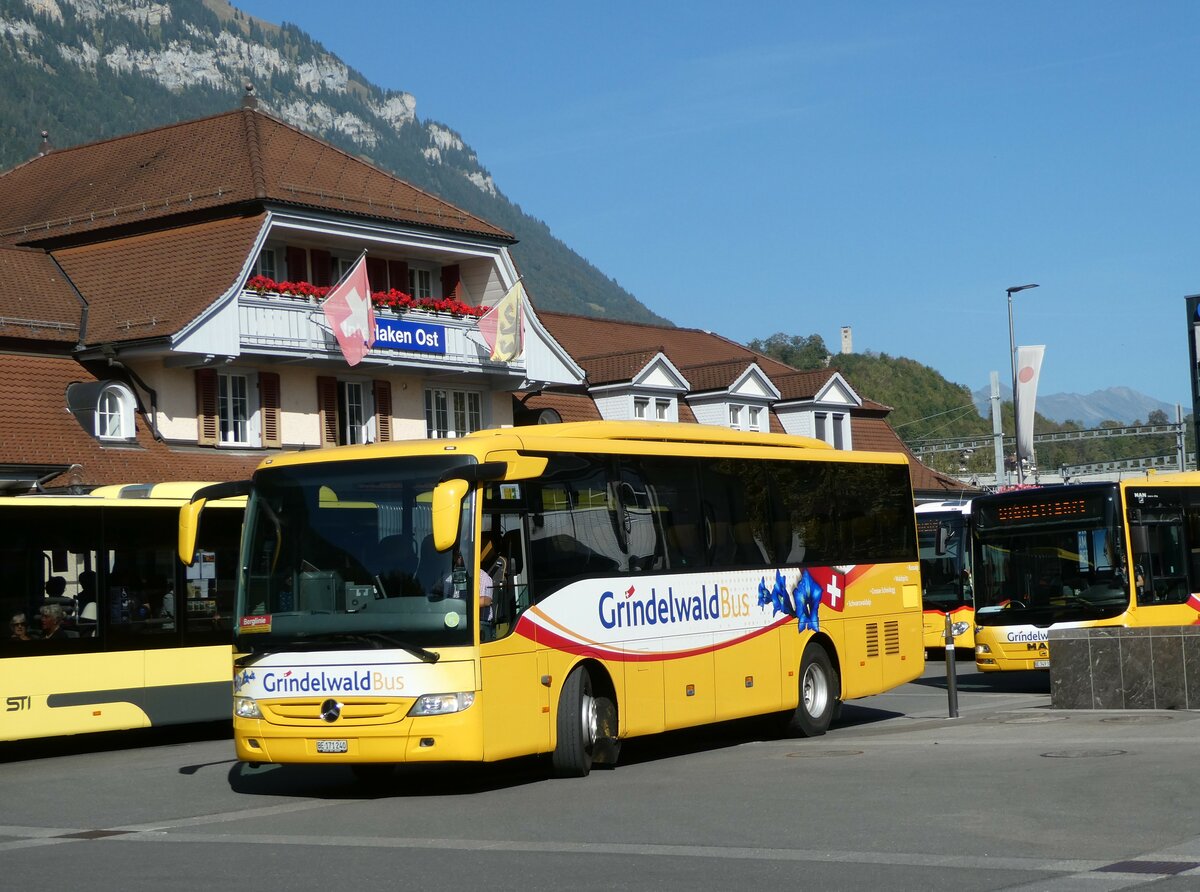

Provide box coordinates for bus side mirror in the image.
[179,499,205,566]
[432,478,470,552]
[1129,525,1150,555]
[935,525,949,556]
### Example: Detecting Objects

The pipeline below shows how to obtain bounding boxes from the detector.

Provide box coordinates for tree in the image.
[748,333,830,370]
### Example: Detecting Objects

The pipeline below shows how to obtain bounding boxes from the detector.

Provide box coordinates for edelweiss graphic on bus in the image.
[516,564,894,658]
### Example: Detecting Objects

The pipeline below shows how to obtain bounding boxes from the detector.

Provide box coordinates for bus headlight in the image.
[951,621,970,638]
[976,643,991,655]
[234,696,262,719]
[409,692,475,716]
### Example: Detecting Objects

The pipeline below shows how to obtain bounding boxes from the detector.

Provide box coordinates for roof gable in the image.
[0,108,511,246]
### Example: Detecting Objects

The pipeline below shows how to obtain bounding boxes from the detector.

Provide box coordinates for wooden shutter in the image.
[195,368,219,446]
[259,372,281,448]
[285,246,307,283]
[366,257,387,292]
[441,263,461,299]
[374,380,392,443]
[388,260,409,293]
[316,376,339,447]
[310,249,332,287]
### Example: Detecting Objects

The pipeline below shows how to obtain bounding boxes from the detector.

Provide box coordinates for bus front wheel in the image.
[787,644,839,738]
[552,668,617,777]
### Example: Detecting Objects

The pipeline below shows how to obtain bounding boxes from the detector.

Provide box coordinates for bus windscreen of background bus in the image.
[1,485,242,741]
[971,484,1127,670]
[915,500,973,650]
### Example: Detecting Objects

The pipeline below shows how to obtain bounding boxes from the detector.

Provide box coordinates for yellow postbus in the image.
[180,421,924,777]
[1,483,243,742]
[915,500,974,651]
[973,473,1200,671]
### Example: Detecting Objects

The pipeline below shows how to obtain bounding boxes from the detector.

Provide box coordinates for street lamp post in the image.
[1006,283,1039,485]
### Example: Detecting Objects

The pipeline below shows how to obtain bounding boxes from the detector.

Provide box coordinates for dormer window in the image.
[96,383,136,440]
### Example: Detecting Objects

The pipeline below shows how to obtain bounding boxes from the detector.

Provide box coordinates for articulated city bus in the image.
[972,473,1200,671]
[181,421,924,777]
[915,500,974,651]
[1,483,243,742]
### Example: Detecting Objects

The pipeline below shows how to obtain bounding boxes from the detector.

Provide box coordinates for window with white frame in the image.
[218,372,250,445]
[253,247,277,280]
[814,412,827,443]
[634,397,649,419]
[748,405,763,431]
[655,398,671,421]
[410,267,433,300]
[338,380,368,445]
[425,388,482,438]
[96,383,136,440]
[832,412,846,449]
[729,404,742,428]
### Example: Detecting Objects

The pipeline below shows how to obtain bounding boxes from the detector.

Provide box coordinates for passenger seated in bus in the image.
[9,612,31,641]
[39,603,70,640]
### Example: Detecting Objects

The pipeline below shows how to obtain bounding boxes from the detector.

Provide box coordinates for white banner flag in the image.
[1015,344,1045,465]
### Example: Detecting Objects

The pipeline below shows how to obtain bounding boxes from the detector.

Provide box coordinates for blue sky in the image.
[235,0,1200,407]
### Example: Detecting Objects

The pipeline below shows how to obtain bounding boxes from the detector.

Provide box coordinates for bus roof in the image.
[250,421,914,472]
[0,481,244,506]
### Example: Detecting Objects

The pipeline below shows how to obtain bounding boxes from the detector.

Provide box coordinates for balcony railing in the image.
[237,291,520,373]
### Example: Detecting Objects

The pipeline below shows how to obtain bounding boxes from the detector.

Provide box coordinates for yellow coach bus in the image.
[973,473,1200,671]
[1,483,243,741]
[915,500,974,651]
[180,421,924,777]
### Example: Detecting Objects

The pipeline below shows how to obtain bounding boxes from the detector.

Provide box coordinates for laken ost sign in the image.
[372,317,446,355]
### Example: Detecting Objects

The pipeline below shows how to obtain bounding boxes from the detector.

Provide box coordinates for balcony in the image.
[237,291,522,376]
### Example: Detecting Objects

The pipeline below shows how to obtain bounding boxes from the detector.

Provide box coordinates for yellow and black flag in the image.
[478,281,525,361]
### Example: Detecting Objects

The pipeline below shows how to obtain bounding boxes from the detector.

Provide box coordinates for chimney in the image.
[38,130,52,156]
[242,83,257,110]
[840,326,853,355]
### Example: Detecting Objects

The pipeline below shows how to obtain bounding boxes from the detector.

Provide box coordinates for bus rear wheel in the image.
[786,644,839,738]
[552,668,618,777]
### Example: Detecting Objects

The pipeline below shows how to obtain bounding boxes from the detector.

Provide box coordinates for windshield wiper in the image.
[324,632,440,663]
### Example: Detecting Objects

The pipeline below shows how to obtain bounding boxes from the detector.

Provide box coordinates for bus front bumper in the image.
[234,699,485,765]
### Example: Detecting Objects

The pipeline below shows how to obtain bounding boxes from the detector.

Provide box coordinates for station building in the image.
[0,99,965,502]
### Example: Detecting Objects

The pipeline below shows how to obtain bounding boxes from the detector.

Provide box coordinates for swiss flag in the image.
[321,253,375,366]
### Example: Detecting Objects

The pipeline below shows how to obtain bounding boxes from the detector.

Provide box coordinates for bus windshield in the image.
[972,486,1129,627]
[236,455,475,652]
[917,510,970,612]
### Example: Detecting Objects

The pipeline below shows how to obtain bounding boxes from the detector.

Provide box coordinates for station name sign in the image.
[373,317,446,355]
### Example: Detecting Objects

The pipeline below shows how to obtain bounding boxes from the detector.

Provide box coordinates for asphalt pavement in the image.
[1,654,1198,891]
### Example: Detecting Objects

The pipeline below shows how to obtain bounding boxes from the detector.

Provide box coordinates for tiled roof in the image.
[851,416,980,496]
[514,392,603,424]
[0,352,262,488]
[52,214,268,344]
[678,358,765,393]
[0,107,511,246]
[0,246,81,343]
[576,349,667,386]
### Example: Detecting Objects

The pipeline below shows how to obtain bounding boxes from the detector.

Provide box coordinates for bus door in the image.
[478,483,545,760]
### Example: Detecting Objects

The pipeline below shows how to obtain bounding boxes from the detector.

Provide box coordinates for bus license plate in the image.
[1034,659,1050,669]
[316,739,348,754]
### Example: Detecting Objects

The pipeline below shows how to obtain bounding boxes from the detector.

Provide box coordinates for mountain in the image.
[971,385,1177,426]
[0,0,668,325]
